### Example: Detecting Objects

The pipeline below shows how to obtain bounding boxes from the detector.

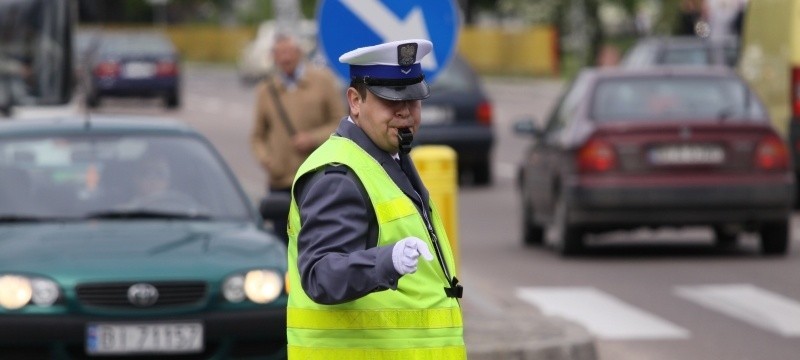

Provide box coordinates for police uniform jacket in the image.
[293,117,433,304]
[250,64,345,190]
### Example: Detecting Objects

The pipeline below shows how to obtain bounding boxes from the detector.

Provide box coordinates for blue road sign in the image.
[316,0,460,84]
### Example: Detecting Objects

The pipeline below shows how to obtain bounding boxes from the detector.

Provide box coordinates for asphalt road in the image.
[87,64,800,360]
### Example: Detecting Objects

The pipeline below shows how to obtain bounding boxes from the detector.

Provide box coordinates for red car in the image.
[514,67,793,256]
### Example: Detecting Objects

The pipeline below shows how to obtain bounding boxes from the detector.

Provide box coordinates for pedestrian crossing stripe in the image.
[675,284,800,337]
[517,284,800,340]
[516,287,690,340]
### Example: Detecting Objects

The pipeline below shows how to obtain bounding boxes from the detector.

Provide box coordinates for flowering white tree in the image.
[273,0,302,36]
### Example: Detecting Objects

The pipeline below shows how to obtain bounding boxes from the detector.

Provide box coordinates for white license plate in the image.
[420,105,454,125]
[649,144,725,165]
[122,62,156,78]
[86,322,203,354]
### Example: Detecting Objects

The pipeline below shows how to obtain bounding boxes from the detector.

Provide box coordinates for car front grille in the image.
[76,281,207,309]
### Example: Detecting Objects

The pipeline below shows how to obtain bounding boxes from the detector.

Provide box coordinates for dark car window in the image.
[0,134,250,220]
[722,43,740,66]
[660,47,710,65]
[590,77,766,122]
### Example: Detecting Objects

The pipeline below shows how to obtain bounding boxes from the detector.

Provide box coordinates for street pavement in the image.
[463,296,597,360]
[7,62,799,360]
[459,77,597,359]
[62,65,597,359]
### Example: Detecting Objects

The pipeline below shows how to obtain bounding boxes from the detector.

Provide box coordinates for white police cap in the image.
[339,39,433,101]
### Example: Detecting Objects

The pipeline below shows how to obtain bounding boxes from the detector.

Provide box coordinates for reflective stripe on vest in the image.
[288,345,466,360]
[288,307,463,330]
[375,197,417,224]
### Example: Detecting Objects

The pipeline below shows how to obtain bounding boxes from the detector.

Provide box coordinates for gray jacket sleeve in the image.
[296,169,401,305]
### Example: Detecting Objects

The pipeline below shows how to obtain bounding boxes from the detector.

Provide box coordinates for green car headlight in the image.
[223,270,283,304]
[30,278,60,306]
[243,270,283,304]
[0,275,32,310]
[222,274,246,303]
[0,275,61,310]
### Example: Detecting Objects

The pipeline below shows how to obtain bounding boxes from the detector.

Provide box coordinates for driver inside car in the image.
[123,156,201,213]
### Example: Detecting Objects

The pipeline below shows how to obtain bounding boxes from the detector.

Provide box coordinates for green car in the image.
[0,117,287,359]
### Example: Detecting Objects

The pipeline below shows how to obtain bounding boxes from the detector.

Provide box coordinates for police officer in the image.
[286,39,466,359]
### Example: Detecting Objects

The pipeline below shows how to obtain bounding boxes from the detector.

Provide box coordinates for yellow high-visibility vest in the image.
[287,136,465,359]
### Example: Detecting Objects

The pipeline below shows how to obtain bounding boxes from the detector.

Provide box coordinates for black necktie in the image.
[397,156,419,192]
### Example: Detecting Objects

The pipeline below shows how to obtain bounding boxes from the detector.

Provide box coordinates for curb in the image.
[465,312,597,360]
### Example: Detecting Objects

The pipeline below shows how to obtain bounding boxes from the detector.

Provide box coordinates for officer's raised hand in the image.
[391,237,434,275]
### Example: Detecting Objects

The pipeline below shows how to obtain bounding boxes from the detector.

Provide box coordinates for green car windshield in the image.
[0,134,251,221]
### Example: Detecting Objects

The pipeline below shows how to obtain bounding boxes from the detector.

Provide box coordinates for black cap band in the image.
[353,75,425,87]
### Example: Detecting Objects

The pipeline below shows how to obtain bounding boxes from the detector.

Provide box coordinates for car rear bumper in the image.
[0,308,286,358]
[94,77,178,96]
[413,125,494,164]
[566,180,793,226]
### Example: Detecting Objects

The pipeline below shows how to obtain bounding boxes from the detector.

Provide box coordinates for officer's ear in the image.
[346,87,362,117]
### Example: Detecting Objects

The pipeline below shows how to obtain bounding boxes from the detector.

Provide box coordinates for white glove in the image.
[391,237,434,275]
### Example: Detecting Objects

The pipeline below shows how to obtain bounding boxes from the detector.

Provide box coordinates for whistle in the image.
[398,127,413,154]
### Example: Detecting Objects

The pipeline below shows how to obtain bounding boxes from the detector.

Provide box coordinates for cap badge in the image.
[397,43,418,67]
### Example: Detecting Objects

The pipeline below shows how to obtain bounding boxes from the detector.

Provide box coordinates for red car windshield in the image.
[591,77,766,122]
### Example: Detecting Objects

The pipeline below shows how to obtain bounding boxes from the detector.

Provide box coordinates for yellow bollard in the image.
[410,145,459,271]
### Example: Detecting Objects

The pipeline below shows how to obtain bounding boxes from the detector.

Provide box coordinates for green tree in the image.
[460,0,500,24]
[653,0,682,35]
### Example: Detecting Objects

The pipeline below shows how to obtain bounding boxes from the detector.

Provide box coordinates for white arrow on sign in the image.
[338,0,438,71]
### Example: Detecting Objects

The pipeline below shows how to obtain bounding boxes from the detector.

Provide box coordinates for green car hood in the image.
[0,221,287,284]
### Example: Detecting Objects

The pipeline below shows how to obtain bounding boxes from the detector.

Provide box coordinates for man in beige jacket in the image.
[251,33,345,242]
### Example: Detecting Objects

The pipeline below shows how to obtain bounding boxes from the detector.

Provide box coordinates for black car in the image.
[414,55,495,185]
[620,36,740,68]
[83,31,181,109]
